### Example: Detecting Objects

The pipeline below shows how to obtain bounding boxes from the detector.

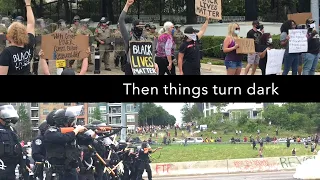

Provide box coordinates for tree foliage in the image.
[15,104,32,141]
[138,103,176,126]
[181,103,203,123]
[92,106,102,122]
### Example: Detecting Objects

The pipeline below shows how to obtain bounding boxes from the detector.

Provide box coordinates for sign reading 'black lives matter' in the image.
[129,41,157,75]
[195,0,222,20]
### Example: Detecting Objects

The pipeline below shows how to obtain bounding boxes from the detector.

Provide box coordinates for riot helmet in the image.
[80,18,91,29]
[131,20,145,38]
[39,121,50,135]
[57,19,67,29]
[53,108,76,127]
[15,16,24,23]
[0,105,19,126]
[150,25,156,33]
[118,142,128,151]
[36,18,46,29]
[141,141,148,149]
[46,110,56,126]
[1,17,11,28]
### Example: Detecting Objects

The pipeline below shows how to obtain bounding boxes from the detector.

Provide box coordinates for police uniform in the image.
[95,21,112,70]
[173,28,184,50]
[76,26,94,70]
[70,24,80,35]
[0,24,6,53]
[0,105,25,180]
[136,142,152,180]
[111,28,125,68]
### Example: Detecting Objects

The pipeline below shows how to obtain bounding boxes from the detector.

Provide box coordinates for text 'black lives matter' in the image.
[129,41,156,75]
[0,76,316,102]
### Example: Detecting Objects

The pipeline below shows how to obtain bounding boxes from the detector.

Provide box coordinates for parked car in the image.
[177,137,204,144]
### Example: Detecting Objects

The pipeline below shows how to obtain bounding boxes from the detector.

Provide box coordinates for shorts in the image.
[225,60,242,69]
[247,53,260,64]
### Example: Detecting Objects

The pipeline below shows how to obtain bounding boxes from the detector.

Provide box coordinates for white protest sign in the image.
[266,49,285,75]
[289,29,308,53]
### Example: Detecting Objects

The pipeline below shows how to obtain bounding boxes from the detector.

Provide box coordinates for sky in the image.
[155,103,184,124]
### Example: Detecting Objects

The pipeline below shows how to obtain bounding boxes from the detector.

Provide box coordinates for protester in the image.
[0,0,35,75]
[38,49,89,75]
[223,23,242,75]
[178,16,209,75]
[118,0,159,75]
[257,33,276,75]
[303,30,320,75]
[280,20,298,75]
[156,21,176,75]
[244,20,262,75]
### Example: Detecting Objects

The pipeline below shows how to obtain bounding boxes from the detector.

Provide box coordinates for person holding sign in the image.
[0,0,35,75]
[178,17,209,75]
[257,33,276,75]
[118,0,159,75]
[303,30,320,75]
[156,21,176,75]
[280,20,299,75]
[222,23,243,75]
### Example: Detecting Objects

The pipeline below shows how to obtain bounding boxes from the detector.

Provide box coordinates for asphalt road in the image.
[153,171,296,180]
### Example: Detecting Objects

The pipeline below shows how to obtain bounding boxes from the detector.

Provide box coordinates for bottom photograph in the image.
[0,102,318,180]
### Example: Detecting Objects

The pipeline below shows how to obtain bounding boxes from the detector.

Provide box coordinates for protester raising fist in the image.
[126,0,134,6]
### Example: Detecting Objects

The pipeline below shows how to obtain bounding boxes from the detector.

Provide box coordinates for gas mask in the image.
[0,105,19,126]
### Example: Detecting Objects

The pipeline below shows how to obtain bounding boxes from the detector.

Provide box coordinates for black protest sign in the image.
[129,41,157,75]
[195,0,222,20]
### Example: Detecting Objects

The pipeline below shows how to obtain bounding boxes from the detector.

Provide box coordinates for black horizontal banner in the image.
[1,76,315,102]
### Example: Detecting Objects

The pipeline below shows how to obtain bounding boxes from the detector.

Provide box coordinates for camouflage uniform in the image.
[173,30,184,50]
[111,28,125,68]
[70,24,80,34]
[95,23,112,70]
[76,27,94,68]
[0,24,6,53]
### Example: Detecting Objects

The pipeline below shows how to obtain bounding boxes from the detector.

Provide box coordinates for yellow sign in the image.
[56,60,66,68]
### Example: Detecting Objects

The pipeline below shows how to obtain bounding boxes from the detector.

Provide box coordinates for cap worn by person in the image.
[150,25,156,29]
[306,19,315,25]
[132,20,145,27]
[184,26,196,34]
[175,24,182,28]
[61,68,76,75]
[252,20,260,26]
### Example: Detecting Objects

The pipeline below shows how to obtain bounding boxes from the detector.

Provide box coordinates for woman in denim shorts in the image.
[223,23,243,75]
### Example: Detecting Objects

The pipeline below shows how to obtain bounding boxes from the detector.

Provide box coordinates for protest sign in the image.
[289,29,308,53]
[235,38,255,54]
[41,32,89,60]
[287,13,312,25]
[195,0,222,20]
[266,49,285,75]
[129,41,157,75]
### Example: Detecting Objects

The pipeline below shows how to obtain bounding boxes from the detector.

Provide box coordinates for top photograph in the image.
[0,0,318,75]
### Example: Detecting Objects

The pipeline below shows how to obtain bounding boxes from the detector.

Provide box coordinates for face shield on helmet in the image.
[65,105,83,127]
[0,105,19,125]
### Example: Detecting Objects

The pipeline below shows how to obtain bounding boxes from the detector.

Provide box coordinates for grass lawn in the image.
[149,143,315,163]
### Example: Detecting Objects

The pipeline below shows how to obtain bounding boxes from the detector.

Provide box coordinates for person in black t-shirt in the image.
[0,0,35,75]
[245,20,262,75]
[257,33,276,75]
[178,16,209,75]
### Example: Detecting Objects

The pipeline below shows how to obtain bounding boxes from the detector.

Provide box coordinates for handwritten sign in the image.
[289,29,308,53]
[195,0,222,20]
[41,32,89,60]
[266,49,285,75]
[287,13,312,25]
[235,38,255,54]
[129,41,157,75]
[56,60,66,68]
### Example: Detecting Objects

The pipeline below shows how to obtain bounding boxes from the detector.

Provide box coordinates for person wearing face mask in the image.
[257,33,276,75]
[303,29,320,75]
[155,21,177,75]
[118,0,159,75]
[178,17,209,75]
[0,0,35,75]
[94,17,112,71]
[223,23,242,75]
[244,20,262,75]
[280,20,298,75]
[55,19,71,33]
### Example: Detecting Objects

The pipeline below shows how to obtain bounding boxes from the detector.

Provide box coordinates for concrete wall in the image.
[143,155,315,177]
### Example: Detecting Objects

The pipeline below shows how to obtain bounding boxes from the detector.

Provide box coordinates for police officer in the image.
[0,104,26,180]
[55,19,71,33]
[173,24,184,51]
[111,23,125,69]
[14,16,25,24]
[145,24,151,33]
[32,110,55,180]
[136,141,152,180]
[44,109,86,180]
[146,25,158,41]
[76,19,94,71]
[0,24,6,53]
[95,17,112,71]
[33,18,49,75]
[119,143,137,180]
[70,15,81,34]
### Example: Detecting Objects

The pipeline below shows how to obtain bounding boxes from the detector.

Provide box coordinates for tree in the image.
[15,104,32,141]
[181,103,203,123]
[138,103,176,126]
[92,106,102,121]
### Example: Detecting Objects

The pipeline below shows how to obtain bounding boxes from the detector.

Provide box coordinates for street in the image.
[153,171,296,180]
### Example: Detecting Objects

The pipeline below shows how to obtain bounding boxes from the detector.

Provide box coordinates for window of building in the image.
[102,115,107,122]
[126,104,134,112]
[43,109,49,115]
[31,120,38,127]
[127,115,135,122]
[110,106,121,114]
[31,110,39,118]
[99,106,107,114]
[31,103,38,107]
[88,117,95,124]
[88,107,96,114]
[110,117,121,124]
[76,102,84,105]
[64,103,71,106]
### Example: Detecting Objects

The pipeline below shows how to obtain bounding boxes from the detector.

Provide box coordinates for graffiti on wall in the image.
[232,159,277,172]
[155,164,174,174]
[279,156,315,169]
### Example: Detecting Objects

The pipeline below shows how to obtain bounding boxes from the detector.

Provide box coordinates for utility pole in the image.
[120,103,126,142]
[311,0,319,32]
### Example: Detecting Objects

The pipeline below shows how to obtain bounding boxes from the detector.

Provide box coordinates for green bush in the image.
[201,35,281,59]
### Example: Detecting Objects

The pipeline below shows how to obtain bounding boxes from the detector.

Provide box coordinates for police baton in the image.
[87,145,116,177]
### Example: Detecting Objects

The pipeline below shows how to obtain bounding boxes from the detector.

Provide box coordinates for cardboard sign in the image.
[287,13,312,25]
[195,0,222,20]
[41,32,89,60]
[289,29,308,53]
[266,49,285,75]
[129,41,157,75]
[235,38,255,54]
